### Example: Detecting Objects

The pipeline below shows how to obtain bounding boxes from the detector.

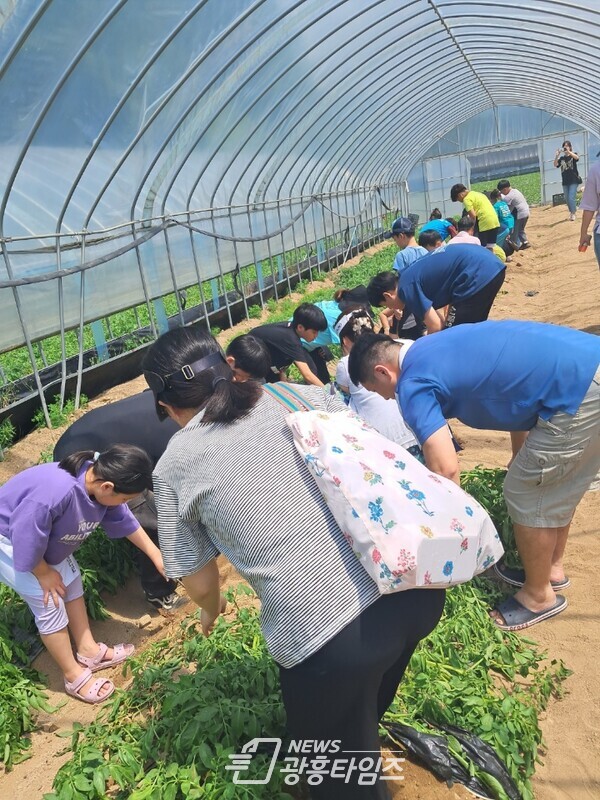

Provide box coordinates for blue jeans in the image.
[594,230,600,270]
[564,182,578,214]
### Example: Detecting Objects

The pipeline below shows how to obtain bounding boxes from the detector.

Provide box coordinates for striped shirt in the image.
[153,386,379,668]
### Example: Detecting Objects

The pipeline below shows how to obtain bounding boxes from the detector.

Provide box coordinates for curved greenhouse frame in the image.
[1,0,599,429]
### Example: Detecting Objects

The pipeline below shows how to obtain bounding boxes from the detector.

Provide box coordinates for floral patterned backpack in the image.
[264,383,504,593]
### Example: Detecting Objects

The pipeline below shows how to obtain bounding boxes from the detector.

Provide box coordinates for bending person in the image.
[348,321,600,633]
[334,307,423,458]
[143,326,445,800]
[367,244,505,335]
[0,446,164,703]
[252,303,328,386]
[450,184,500,248]
[289,286,373,384]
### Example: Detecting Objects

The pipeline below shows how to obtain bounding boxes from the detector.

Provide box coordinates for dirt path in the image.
[1,210,599,798]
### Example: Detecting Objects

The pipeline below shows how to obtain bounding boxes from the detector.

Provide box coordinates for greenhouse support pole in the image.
[54,237,68,413]
[275,200,292,294]
[163,225,186,327]
[319,195,329,269]
[74,231,87,410]
[300,198,313,282]
[211,209,233,329]
[288,197,302,283]
[0,241,52,428]
[131,222,159,340]
[227,208,250,320]
[187,210,214,332]
[262,204,279,300]
[247,207,266,309]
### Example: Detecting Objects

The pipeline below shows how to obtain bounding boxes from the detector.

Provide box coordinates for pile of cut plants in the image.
[43,572,568,800]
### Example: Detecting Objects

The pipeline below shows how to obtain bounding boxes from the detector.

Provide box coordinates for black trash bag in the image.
[438,722,521,800]
[383,721,521,800]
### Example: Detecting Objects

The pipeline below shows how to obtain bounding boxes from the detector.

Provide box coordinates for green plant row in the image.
[0,210,389,388]
[44,570,568,800]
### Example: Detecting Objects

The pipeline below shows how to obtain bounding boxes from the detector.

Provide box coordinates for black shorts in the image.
[478,227,500,247]
[446,268,506,327]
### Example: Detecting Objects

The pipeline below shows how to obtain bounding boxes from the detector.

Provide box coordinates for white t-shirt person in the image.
[335,355,418,449]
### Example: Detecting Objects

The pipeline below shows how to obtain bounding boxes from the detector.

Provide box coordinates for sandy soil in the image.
[0,207,599,798]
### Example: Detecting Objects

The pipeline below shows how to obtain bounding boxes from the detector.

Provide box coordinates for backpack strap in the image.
[262,383,316,412]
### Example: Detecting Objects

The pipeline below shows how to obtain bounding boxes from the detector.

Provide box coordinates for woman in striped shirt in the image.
[143,326,445,800]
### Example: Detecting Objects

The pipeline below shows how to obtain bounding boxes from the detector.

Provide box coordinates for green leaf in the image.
[92,770,105,796]
[163,784,177,800]
[480,713,494,732]
[73,774,92,792]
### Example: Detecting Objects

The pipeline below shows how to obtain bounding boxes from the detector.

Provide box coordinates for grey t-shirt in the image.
[153,386,379,668]
[502,188,530,219]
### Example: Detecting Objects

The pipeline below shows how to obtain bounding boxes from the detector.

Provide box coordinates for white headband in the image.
[333,312,354,336]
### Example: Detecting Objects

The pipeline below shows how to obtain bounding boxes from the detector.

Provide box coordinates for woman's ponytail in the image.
[201,375,261,424]
[142,326,262,425]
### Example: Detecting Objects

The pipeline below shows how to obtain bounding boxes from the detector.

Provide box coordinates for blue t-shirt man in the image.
[397,243,504,321]
[398,320,600,445]
[419,218,455,241]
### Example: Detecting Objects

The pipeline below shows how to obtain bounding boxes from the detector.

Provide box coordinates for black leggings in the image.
[279,589,445,799]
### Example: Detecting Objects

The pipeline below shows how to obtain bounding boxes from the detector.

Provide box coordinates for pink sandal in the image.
[76,642,135,673]
[64,668,114,704]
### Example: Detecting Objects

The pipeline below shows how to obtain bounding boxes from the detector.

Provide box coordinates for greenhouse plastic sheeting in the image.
[1,0,600,351]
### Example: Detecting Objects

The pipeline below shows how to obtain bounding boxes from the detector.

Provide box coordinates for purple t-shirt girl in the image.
[0,462,139,572]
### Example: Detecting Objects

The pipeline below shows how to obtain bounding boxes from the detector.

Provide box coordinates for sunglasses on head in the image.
[144,351,225,395]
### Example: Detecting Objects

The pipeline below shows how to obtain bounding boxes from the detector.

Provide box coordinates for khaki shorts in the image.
[504,366,600,527]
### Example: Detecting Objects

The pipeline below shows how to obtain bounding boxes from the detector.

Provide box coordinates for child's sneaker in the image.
[146,592,187,611]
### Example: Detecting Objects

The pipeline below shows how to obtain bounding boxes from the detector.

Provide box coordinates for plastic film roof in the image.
[1,0,599,238]
[1,0,600,353]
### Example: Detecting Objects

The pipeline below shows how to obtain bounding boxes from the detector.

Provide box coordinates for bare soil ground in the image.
[1,206,599,798]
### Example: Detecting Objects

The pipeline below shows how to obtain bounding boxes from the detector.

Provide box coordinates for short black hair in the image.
[292,302,327,332]
[429,208,442,219]
[347,332,397,387]
[418,230,442,248]
[497,179,511,191]
[226,334,271,380]
[450,183,468,202]
[457,216,476,232]
[366,272,398,307]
